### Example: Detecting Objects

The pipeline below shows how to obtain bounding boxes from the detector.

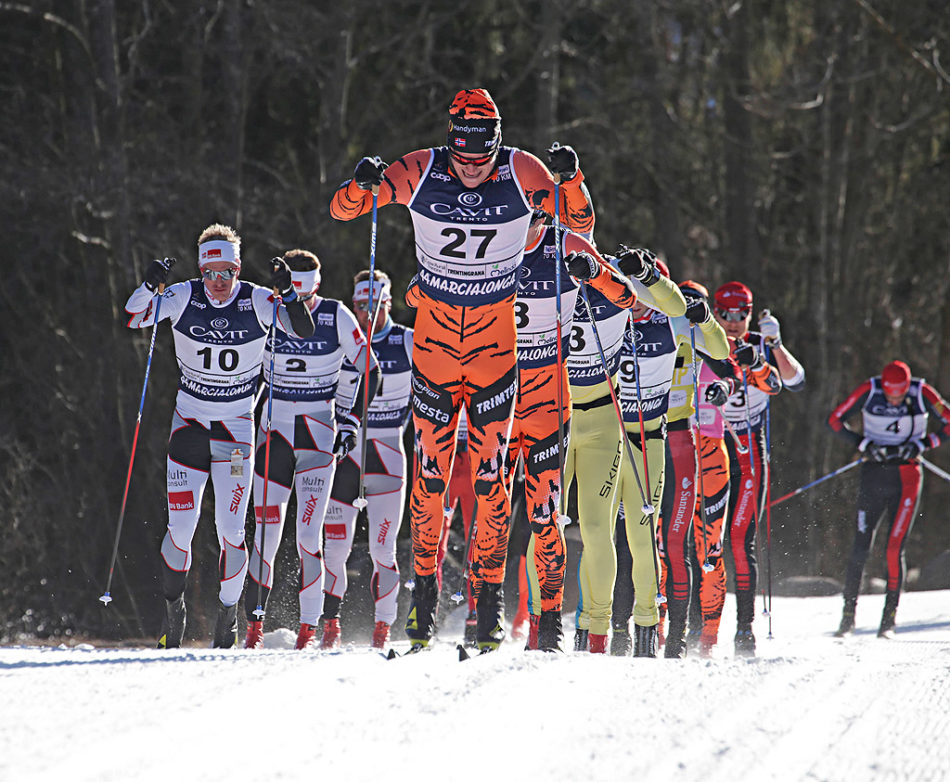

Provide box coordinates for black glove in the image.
[704,380,730,407]
[860,439,887,463]
[684,294,711,324]
[144,257,176,291]
[333,413,360,460]
[565,251,598,281]
[734,342,761,368]
[270,257,297,302]
[353,156,388,190]
[898,439,925,461]
[546,142,579,181]
[616,246,660,286]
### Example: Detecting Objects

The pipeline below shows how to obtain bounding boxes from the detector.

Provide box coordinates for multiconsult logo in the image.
[458,192,483,207]
[211,317,229,330]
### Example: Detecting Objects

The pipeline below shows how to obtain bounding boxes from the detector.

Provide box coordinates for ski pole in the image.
[763,346,773,633]
[252,290,280,620]
[724,418,748,454]
[551,160,569,526]
[577,286,664,604]
[768,458,862,507]
[353,185,380,512]
[100,278,172,606]
[688,324,713,574]
[919,456,950,484]
[627,319,654,512]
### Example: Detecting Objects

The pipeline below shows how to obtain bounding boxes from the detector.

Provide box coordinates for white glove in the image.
[758,309,782,346]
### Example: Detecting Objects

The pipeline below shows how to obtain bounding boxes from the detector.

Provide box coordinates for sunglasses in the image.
[449,148,497,167]
[201,268,238,281]
[716,308,750,322]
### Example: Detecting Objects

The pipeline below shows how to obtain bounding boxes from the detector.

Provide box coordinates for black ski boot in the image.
[405,573,439,649]
[537,610,564,653]
[157,595,186,649]
[463,609,478,648]
[475,581,505,653]
[834,598,856,637]
[633,624,657,658]
[878,591,899,638]
[734,623,756,657]
[212,601,238,649]
[610,625,632,657]
[664,619,687,659]
[573,627,589,652]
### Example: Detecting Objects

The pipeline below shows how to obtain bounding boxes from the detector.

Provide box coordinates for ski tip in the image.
[98,593,113,606]
[457,643,471,662]
[386,648,399,660]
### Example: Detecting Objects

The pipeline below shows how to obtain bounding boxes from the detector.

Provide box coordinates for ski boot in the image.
[537,610,564,653]
[475,581,505,653]
[734,623,756,657]
[588,633,608,654]
[525,614,540,651]
[157,595,186,649]
[212,601,238,649]
[295,623,318,650]
[244,620,264,650]
[834,598,856,638]
[321,618,341,650]
[573,628,589,652]
[633,624,658,658]
[405,573,439,649]
[463,609,478,648]
[610,626,632,657]
[878,591,898,639]
[372,621,391,649]
[664,619,687,659]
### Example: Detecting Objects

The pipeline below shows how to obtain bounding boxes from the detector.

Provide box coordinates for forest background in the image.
[2,0,949,642]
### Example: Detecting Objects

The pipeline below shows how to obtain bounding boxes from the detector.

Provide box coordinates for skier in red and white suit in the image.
[828,360,950,638]
[124,225,314,649]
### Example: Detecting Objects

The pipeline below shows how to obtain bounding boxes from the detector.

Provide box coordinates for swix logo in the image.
[301,495,320,526]
[377,517,392,544]
[229,484,245,513]
[353,328,365,345]
[168,491,195,512]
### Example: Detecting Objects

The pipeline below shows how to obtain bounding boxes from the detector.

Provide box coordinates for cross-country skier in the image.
[511,211,637,652]
[243,249,378,650]
[712,281,804,656]
[124,225,314,649]
[828,360,950,638]
[322,270,412,650]
[330,88,594,653]
[569,249,686,656]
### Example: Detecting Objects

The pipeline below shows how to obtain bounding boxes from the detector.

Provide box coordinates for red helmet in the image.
[714,281,753,312]
[881,361,911,397]
[655,258,671,279]
[679,279,709,298]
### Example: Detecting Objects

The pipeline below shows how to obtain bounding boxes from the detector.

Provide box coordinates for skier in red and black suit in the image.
[713,281,805,656]
[828,360,950,638]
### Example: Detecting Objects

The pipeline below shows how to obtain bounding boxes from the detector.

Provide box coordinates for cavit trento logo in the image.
[458,192,483,207]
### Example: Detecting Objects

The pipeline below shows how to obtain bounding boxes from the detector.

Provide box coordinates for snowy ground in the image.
[2,590,949,782]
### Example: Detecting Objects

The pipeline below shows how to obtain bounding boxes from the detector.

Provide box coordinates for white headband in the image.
[291,269,321,295]
[198,240,240,268]
[353,279,392,303]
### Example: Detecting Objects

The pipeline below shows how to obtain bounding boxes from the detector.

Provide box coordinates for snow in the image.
[2,591,949,782]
